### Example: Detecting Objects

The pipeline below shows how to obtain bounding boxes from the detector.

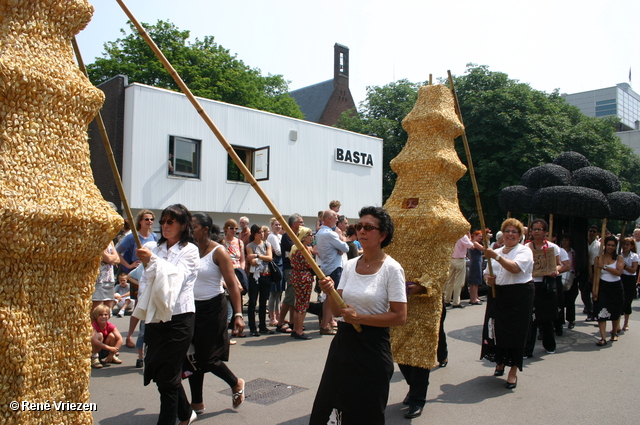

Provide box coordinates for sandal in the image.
[276,324,292,333]
[610,333,619,342]
[596,339,607,346]
[233,332,247,338]
[232,378,245,409]
[623,326,630,331]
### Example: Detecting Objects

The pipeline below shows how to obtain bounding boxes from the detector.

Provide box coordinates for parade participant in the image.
[467,230,485,306]
[482,218,534,389]
[620,237,639,331]
[187,213,245,413]
[135,204,199,425]
[594,236,624,345]
[310,206,407,424]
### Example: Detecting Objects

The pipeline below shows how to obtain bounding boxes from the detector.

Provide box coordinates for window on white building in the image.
[169,136,201,178]
[227,145,270,182]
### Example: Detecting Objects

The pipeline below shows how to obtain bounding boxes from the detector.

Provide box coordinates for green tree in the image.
[87,20,303,119]
[338,65,640,231]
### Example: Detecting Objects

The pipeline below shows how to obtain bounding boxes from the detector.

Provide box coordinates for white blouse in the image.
[485,244,533,286]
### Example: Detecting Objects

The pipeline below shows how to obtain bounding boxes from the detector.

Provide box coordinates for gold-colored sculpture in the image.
[0,1,121,423]
[386,84,469,369]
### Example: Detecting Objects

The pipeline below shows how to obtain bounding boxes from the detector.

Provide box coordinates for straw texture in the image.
[386,85,469,370]
[0,1,122,423]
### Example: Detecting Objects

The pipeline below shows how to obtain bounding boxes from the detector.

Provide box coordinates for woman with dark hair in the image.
[620,237,638,332]
[245,224,274,336]
[594,235,625,345]
[135,204,199,425]
[467,230,484,306]
[310,206,407,425]
[187,213,246,413]
[482,218,534,390]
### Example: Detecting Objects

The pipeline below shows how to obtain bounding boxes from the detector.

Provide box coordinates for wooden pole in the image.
[114,0,360,331]
[447,71,495,297]
[72,37,142,251]
[592,219,608,301]
[429,74,433,85]
[548,214,554,242]
[619,221,627,255]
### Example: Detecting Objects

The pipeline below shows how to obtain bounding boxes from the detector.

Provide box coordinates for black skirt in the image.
[594,279,623,322]
[192,294,230,369]
[310,323,393,425]
[481,282,534,371]
[621,274,635,315]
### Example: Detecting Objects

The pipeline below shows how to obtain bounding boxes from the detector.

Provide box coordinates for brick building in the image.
[290,43,356,126]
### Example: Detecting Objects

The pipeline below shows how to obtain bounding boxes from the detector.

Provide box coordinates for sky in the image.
[76,0,640,107]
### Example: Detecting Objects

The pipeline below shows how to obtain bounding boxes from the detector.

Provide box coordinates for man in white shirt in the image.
[583,225,600,321]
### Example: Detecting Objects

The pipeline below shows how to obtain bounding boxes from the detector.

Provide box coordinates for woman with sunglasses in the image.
[246,224,274,336]
[594,235,625,345]
[310,206,407,425]
[482,218,534,390]
[187,213,246,414]
[135,204,199,425]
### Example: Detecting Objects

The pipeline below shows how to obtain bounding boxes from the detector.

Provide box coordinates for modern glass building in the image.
[562,83,640,131]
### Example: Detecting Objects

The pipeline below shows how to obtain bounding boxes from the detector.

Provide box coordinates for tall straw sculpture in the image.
[0,1,122,423]
[386,85,469,369]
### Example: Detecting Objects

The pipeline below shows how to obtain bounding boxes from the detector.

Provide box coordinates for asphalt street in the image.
[90,295,640,424]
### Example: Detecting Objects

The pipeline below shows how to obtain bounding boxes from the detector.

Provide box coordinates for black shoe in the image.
[452,304,465,309]
[568,322,575,329]
[135,358,143,368]
[494,366,505,376]
[250,331,260,337]
[585,317,596,322]
[402,394,410,406]
[259,328,275,334]
[293,332,312,340]
[405,405,423,419]
[438,359,448,367]
[555,329,563,336]
[523,354,533,359]
[505,378,517,389]
[444,303,452,307]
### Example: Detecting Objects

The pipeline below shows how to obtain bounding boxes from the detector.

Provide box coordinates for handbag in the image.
[268,261,283,283]
[561,271,574,292]
[543,275,557,294]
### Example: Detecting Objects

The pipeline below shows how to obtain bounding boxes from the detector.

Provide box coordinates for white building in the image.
[89,76,382,228]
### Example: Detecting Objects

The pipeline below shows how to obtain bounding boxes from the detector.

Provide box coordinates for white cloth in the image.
[484,244,533,286]
[338,255,407,317]
[193,245,224,301]
[267,233,282,257]
[134,241,199,323]
[622,251,639,275]
[601,259,621,282]
[588,239,601,266]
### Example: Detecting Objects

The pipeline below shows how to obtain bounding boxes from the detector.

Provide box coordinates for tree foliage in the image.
[337,65,640,231]
[87,20,303,118]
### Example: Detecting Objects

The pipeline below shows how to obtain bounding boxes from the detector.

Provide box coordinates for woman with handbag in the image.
[246,224,274,336]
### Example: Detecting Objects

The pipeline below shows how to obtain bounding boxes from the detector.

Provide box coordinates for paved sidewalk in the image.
[90,298,640,424]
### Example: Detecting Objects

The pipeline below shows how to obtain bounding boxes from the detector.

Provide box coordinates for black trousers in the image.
[398,364,430,409]
[144,313,195,425]
[563,279,580,323]
[248,275,271,332]
[437,300,448,363]
[525,319,555,355]
[579,274,593,316]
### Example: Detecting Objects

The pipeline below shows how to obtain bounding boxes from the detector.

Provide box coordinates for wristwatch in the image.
[234,313,243,318]
[495,254,502,262]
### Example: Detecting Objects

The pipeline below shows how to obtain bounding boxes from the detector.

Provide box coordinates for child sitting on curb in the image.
[113,272,134,317]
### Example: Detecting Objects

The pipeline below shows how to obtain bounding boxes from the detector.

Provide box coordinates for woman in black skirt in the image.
[594,235,624,345]
[481,218,534,389]
[187,213,246,414]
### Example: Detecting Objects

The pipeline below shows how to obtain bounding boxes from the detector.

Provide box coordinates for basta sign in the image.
[335,148,374,167]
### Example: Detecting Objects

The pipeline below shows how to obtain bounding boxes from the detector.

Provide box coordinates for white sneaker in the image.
[117,310,125,317]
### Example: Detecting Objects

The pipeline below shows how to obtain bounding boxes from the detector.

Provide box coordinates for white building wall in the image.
[122,84,382,224]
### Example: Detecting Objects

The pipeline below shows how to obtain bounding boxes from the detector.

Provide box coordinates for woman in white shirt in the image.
[310,206,407,425]
[136,204,199,425]
[594,236,624,345]
[482,218,534,390]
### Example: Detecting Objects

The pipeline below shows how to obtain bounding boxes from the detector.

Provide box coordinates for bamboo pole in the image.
[592,219,608,300]
[447,71,496,297]
[72,37,142,251]
[548,214,554,242]
[619,221,627,255]
[114,0,360,331]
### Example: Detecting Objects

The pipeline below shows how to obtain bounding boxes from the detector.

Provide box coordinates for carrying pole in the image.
[114,0,360,331]
[592,219,608,301]
[447,71,495,298]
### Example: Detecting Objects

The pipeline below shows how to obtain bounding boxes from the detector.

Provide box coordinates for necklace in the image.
[199,240,213,258]
[361,254,386,268]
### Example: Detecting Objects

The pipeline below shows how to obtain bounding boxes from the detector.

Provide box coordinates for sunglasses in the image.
[355,223,380,232]
[143,218,154,221]
[159,219,176,226]
[228,227,238,230]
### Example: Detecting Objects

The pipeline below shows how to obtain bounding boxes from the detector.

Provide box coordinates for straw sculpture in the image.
[0,1,122,423]
[386,85,469,369]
